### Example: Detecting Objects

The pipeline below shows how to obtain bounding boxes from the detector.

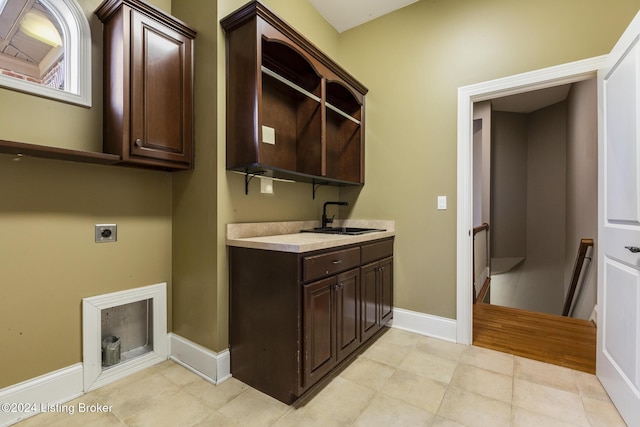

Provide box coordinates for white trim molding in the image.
[0,331,231,427]
[0,364,83,427]
[456,55,607,344]
[169,333,231,385]
[82,283,168,392]
[391,308,457,343]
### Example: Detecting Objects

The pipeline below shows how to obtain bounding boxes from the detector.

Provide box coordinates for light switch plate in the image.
[437,196,447,210]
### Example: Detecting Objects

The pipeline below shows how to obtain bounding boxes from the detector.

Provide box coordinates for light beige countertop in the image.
[226,220,395,253]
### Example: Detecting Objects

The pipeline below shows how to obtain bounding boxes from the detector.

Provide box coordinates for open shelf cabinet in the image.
[221,1,367,188]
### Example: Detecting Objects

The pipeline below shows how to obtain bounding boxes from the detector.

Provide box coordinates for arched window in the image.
[0,0,91,106]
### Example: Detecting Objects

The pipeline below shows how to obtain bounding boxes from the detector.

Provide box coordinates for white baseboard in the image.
[0,332,231,427]
[391,308,458,343]
[169,333,231,385]
[590,304,598,326]
[0,364,83,427]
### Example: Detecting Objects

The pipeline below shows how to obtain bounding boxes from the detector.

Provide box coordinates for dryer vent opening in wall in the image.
[82,283,168,392]
[101,299,153,367]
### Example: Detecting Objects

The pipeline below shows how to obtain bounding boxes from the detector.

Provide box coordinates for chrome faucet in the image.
[322,201,348,229]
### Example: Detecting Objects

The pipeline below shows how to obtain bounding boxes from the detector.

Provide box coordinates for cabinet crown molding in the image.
[96,0,197,38]
[220,0,367,94]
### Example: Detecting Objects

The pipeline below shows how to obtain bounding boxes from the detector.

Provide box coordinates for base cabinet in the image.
[303,268,360,389]
[361,257,393,342]
[229,237,393,404]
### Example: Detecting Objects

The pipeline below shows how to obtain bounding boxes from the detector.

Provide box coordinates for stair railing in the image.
[562,238,594,316]
[473,223,490,303]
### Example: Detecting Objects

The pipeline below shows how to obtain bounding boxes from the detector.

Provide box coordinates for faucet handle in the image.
[326,214,335,225]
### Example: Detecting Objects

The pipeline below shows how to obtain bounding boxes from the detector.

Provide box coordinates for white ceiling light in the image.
[308,0,419,32]
[0,0,8,16]
[20,10,62,46]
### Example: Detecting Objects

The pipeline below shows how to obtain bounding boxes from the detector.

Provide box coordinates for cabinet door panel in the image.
[303,277,335,388]
[380,257,394,325]
[131,11,192,164]
[336,269,360,361]
[361,262,378,342]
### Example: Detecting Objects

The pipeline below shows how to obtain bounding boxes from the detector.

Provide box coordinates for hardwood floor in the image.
[473,302,596,374]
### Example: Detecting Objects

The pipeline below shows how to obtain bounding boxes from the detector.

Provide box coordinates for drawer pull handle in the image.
[625,246,640,253]
[332,260,342,264]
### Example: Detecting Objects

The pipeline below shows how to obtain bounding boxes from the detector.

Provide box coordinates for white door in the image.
[598,10,640,427]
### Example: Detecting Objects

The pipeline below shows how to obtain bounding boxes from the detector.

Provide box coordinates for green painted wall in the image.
[336,0,640,318]
[0,0,173,389]
[170,0,342,352]
[2,0,640,390]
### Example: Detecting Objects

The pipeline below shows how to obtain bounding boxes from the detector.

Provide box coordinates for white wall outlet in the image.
[262,125,275,145]
[437,196,447,210]
[260,177,274,194]
[95,224,117,243]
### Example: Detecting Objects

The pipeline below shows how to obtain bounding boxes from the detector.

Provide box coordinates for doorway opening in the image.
[466,77,599,373]
[456,55,606,345]
[474,79,597,317]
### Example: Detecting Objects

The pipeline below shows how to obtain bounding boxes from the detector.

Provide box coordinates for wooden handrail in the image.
[473,223,489,235]
[562,238,594,316]
[472,223,490,303]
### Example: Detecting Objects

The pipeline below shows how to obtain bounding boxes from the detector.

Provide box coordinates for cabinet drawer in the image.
[361,239,394,264]
[303,247,360,282]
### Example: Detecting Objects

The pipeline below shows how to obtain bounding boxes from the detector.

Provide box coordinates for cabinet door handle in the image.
[332,260,342,264]
[134,138,143,148]
[625,246,640,253]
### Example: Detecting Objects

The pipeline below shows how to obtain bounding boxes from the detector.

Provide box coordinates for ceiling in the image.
[308,0,419,33]
[490,84,573,113]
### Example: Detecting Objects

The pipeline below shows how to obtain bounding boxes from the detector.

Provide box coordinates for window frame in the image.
[0,0,91,107]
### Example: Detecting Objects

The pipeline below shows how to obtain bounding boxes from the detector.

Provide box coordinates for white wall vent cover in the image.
[82,283,168,392]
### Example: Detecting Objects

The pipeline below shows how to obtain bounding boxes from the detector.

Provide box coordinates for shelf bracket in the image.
[244,171,265,195]
[312,180,329,200]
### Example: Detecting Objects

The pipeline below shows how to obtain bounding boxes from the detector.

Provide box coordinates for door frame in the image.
[456,55,607,344]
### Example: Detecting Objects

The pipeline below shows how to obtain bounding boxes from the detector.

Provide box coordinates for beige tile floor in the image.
[16,328,626,427]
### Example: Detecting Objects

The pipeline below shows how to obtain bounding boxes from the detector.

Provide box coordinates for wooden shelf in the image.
[0,139,121,165]
[222,1,367,189]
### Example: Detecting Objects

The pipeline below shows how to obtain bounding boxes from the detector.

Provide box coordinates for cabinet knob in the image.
[135,138,143,148]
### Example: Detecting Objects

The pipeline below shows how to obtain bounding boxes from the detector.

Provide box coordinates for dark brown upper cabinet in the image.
[221,1,367,187]
[96,0,196,171]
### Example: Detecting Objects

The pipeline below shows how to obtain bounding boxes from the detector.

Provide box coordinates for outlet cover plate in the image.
[95,224,117,243]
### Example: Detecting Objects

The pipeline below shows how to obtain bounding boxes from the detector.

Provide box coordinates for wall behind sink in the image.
[171,0,341,354]
[336,0,639,319]
[172,0,640,358]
